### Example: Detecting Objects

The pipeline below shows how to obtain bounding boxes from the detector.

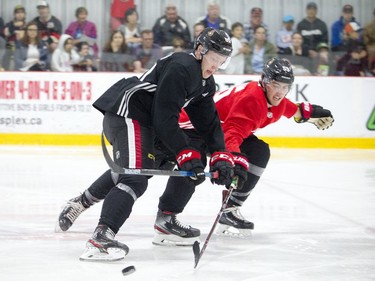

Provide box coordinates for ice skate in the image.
[153,210,200,246]
[80,225,129,262]
[217,206,253,237]
[56,194,89,232]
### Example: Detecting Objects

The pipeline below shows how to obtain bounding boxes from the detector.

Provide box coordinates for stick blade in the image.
[193,241,200,268]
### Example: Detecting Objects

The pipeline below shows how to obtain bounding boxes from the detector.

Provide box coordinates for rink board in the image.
[0,72,374,148]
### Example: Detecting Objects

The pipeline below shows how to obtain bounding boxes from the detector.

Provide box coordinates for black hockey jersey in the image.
[93,52,225,156]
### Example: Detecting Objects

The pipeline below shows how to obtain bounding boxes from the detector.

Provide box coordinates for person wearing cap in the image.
[276,15,296,51]
[2,5,27,70]
[296,2,328,52]
[196,1,232,35]
[331,4,363,52]
[33,1,62,53]
[65,7,99,58]
[363,8,375,70]
[243,7,269,42]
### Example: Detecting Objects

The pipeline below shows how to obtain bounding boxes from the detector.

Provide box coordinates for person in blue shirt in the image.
[331,4,362,52]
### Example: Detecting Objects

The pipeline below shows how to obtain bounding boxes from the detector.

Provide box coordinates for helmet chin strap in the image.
[193,46,204,63]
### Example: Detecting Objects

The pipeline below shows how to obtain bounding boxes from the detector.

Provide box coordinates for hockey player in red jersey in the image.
[156,57,334,239]
[58,28,237,261]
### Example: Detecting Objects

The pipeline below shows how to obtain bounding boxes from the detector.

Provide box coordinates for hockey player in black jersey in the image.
[58,28,237,261]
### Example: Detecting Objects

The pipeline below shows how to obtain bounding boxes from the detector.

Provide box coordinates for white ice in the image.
[0,146,374,281]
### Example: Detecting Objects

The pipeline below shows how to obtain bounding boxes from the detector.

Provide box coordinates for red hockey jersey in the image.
[179,81,298,152]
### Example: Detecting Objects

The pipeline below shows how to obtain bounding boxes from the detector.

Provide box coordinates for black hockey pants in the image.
[158,133,270,213]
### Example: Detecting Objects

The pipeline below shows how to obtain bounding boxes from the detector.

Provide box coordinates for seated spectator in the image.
[3,5,27,70]
[185,22,205,51]
[279,32,310,56]
[118,8,142,50]
[336,44,368,76]
[14,21,48,71]
[243,7,269,42]
[276,15,295,51]
[152,4,190,47]
[33,1,62,54]
[297,2,328,51]
[225,22,247,74]
[363,8,375,69]
[163,37,187,56]
[65,7,99,58]
[133,29,163,73]
[172,37,186,53]
[312,42,336,76]
[0,17,3,32]
[51,34,81,72]
[279,31,312,75]
[331,4,362,52]
[196,1,231,34]
[0,17,5,70]
[244,26,277,74]
[73,41,98,71]
[110,0,135,31]
[100,30,134,72]
[369,55,375,76]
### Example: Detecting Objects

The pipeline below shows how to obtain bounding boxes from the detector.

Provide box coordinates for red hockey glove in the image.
[229,152,249,190]
[176,148,205,186]
[209,151,234,186]
[294,102,334,130]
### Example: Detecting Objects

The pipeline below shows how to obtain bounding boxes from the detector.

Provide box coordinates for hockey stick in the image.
[101,132,218,178]
[193,177,238,268]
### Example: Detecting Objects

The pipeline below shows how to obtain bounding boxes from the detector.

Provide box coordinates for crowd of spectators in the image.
[0,0,374,77]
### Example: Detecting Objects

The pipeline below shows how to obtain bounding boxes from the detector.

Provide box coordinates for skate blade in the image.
[216,224,252,238]
[54,221,64,233]
[79,247,126,262]
[54,218,69,233]
[152,233,199,246]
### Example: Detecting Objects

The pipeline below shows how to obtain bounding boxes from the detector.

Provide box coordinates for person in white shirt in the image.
[51,34,81,72]
[225,22,247,74]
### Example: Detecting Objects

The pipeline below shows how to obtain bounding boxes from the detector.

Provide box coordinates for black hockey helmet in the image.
[194,27,233,57]
[262,58,294,85]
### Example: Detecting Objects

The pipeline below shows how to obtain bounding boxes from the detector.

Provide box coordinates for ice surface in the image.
[0,146,374,281]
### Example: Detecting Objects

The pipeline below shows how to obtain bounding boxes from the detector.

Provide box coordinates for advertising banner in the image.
[0,72,374,146]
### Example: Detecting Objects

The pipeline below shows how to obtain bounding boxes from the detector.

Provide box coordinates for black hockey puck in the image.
[122,265,136,276]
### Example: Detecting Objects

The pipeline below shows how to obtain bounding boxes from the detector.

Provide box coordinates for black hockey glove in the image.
[229,152,249,190]
[176,148,205,186]
[294,102,334,130]
[209,151,234,186]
